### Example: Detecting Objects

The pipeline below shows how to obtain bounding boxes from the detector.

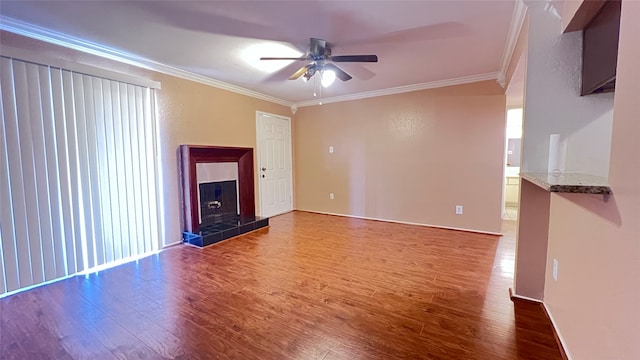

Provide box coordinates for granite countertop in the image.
[520,172,612,194]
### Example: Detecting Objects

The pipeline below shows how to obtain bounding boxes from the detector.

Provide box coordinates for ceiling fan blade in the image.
[337,63,376,80]
[310,38,326,56]
[288,64,313,80]
[324,63,352,82]
[260,56,308,61]
[331,55,378,63]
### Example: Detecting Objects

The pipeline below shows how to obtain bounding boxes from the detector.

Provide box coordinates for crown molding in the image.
[1,16,509,110]
[497,0,528,88]
[0,44,162,89]
[0,16,293,107]
[295,72,500,107]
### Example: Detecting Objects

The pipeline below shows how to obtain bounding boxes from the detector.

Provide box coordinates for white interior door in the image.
[256,112,293,217]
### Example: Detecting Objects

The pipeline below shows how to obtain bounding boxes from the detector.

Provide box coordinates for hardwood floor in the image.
[0,211,562,359]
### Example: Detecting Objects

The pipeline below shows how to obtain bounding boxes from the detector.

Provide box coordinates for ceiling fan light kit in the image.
[260,38,378,87]
[321,70,336,87]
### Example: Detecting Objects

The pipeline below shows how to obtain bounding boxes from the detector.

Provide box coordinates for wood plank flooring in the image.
[0,211,562,359]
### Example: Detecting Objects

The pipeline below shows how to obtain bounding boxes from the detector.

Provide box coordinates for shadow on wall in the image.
[559,192,621,226]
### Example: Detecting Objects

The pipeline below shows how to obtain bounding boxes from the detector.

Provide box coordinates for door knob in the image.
[261,167,267,171]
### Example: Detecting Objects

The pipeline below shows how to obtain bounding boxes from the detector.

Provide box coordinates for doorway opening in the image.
[504,109,523,220]
[503,50,526,221]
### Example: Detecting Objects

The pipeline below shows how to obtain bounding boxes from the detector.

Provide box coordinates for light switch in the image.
[329,146,334,153]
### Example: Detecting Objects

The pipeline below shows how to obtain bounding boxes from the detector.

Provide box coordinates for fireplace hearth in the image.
[179,145,269,247]
[185,216,269,247]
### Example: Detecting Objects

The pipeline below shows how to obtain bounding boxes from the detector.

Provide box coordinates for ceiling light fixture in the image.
[321,69,336,88]
[303,65,316,82]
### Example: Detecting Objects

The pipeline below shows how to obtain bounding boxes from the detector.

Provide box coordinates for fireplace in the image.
[179,145,269,247]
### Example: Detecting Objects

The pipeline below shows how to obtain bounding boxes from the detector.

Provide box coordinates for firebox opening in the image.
[199,180,238,224]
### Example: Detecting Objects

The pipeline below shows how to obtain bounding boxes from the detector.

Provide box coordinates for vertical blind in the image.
[0,56,162,296]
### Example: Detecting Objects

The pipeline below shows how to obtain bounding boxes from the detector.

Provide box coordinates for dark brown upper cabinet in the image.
[581,0,621,95]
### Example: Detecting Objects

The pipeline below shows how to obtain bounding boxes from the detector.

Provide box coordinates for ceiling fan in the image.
[260,38,378,83]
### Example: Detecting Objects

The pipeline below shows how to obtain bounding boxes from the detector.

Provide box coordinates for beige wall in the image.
[505,14,527,110]
[294,81,506,234]
[561,0,606,33]
[0,31,291,245]
[514,178,549,300]
[504,14,529,89]
[544,1,640,359]
[561,0,585,31]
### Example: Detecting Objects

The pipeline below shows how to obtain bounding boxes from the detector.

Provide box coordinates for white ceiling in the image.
[0,1,517,104]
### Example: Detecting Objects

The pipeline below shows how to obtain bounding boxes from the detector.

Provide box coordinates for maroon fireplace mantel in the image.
[179,145,255,232]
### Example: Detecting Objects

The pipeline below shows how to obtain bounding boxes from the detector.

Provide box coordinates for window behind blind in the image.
[0,56,162,296]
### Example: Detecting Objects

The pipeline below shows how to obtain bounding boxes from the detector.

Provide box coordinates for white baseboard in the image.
[295,209,503,236]
[163,240,183,248]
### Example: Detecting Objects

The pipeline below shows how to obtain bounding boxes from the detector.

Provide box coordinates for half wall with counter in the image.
[514,172,611,299]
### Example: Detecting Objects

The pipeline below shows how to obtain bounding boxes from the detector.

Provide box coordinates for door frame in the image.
[255,111,294,217]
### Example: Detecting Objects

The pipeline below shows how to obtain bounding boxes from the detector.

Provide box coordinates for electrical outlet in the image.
[329,146,334,153]
[552,259,558,281]
[455,205,463,215]
[329,193,334,200]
